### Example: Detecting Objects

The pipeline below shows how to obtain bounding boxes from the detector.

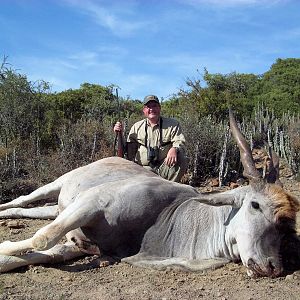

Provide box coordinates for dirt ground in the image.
[0,177,299,300]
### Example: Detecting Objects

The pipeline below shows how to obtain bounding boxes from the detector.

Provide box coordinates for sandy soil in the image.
[0,177,299,300]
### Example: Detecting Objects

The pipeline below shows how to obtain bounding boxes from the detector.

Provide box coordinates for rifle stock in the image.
[114,87,124,157]
[117,131,124,157]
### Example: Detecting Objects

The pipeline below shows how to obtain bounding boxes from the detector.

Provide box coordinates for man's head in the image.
[143,95,160,106]
[143,95,161,123]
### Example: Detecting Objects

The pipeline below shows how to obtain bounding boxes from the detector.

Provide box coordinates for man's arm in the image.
[170,123,186,150]
[125,122,141,161]
[164,121,186,166]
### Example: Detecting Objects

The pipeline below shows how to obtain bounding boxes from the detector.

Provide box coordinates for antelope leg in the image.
[0,242,84,273]
[0,205,58,219]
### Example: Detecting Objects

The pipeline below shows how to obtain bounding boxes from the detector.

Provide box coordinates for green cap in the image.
[143,95,160,105]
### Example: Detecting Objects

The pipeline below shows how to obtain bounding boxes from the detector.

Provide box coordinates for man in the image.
[114,95,188,182]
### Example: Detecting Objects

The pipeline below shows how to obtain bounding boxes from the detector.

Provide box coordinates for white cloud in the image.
[46,77,73,92]
[21,56,78,73]
[31,55,123,88]
[63,0,149,37]
[178,0,287,7]
[68,51,99,67]
[96,45,128,57]
[137,48,272,79]
[117,73,181,100]
[279,27,300,40]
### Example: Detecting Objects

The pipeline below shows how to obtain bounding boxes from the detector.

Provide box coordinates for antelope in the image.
[0,110,298,277]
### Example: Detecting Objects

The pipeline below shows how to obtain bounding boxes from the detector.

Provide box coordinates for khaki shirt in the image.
[127,116,186,166]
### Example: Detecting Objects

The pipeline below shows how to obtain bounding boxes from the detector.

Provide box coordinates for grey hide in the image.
[0,157,298,277]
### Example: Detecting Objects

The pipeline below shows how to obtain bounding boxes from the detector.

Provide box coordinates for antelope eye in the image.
[251,201,260,210]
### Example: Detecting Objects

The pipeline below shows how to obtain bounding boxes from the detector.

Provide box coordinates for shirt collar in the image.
[146,116,161,127]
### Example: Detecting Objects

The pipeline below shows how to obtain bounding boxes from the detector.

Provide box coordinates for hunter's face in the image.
[143,101,161,121]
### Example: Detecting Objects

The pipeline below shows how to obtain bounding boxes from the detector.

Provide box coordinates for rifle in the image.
[114,88,124,157]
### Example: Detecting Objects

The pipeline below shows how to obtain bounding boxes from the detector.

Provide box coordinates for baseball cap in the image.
[143,95,160,105]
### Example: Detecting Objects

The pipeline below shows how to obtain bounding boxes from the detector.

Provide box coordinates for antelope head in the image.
[228,109,299,277]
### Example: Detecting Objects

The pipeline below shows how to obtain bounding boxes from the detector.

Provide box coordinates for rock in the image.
[62,276,73,282]
[99,260,110,267]
[229,182,239,189]
[7,220,25,229]
[0,220,7,226]
[285,274,295,281]
[210,178,219,187]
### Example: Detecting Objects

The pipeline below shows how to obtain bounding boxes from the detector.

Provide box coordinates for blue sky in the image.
[1,0,300,100]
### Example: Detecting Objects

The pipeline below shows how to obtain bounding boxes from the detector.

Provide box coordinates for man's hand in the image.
[114,121,122,132]
[165,147,177,167]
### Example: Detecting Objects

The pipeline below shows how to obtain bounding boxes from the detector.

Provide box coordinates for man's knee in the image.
[158,151,189,182]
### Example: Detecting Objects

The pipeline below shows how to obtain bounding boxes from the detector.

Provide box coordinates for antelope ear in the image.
[191,188,247,208]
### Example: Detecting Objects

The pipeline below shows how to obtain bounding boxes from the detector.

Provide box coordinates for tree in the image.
[255,58,300,115]
[0,59,50,147]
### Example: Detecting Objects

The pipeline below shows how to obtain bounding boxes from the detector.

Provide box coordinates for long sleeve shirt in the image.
[126,116,186,166]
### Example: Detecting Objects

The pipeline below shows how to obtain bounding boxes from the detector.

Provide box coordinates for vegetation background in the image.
[1,57,300,202]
